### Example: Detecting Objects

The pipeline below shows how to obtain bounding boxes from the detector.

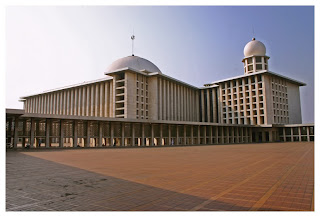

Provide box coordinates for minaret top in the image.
[242,38,269,74]
[243,38,266,57]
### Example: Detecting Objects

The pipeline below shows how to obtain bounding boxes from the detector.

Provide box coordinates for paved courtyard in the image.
[6,142,314,211]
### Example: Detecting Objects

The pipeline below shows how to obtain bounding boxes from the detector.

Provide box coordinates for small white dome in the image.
[106,56,161,73]
[244,38,266,57]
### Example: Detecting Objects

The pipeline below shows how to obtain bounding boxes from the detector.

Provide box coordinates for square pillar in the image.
[307,127,310,142]
[22,120,26,147]
[168,125,171,146]
[203,126,206,144]
[209,126,213,144]
[290,127,294,142]
[45,119,51,148]
[36,120,40,147]
[8,119,13,145]
[226,127,230,144]
[215,126,219,144]
[183,125,187,145]
[151,124,154,146]
[159,124,163,146]
[141,123,145,146]
[249,128,252,143]
[59,120,64,148]
[298,127,302,142]
[231,127,235,143]
[131,123,135,146]
[85,121,90,147]
[121,122,125,146]
[13,118,19,148]
[221,127,225,144]
[240,128,244,143]
[235,127,239,143]
[176,125,179,145]
[283,128,286,142]
[110,122,114,146]
[197,125,200,145]
[73,120,79,147]
[190,125,194,145]
[30,118,35,148]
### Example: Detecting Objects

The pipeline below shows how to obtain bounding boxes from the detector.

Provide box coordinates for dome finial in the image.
[131,29,135,56]
[251,25,255,41]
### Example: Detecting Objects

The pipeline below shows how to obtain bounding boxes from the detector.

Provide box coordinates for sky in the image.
[5,6,314,123]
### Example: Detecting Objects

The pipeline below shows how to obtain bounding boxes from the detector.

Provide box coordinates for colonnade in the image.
[6,115,314,149]
[7,117,254,149]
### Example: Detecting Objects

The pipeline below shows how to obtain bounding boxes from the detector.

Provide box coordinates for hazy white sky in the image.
[5,6,314,123]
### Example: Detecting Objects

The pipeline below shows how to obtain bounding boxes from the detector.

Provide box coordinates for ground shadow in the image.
[6,152,283,211]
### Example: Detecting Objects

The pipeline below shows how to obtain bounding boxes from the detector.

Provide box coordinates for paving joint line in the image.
[190,145,308,211]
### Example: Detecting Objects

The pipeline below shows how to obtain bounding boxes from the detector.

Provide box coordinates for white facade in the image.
[20,39,305,126]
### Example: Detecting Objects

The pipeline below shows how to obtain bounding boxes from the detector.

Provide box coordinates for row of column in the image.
[158,78,199,122]
[25,80,113,117]
[200,88,218,123]
[9,118,253,148]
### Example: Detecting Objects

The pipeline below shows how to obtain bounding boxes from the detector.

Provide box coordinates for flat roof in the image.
[205,70,306,86]
[20,77,113,99]
[19,69,305,100]
[14,112,256,127]
[6,108,25,115]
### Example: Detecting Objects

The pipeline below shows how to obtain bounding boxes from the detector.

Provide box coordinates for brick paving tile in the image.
[6,142,313,211]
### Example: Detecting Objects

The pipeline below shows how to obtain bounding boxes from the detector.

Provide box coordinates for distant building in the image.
[6,38,314,148]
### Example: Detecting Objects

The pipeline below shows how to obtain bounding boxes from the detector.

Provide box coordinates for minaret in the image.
[242,38,269,75]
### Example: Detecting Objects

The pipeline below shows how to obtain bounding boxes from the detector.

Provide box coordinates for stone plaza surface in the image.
[6,142,314,211]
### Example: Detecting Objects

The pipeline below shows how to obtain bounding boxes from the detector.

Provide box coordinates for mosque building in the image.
[6,38,314,148]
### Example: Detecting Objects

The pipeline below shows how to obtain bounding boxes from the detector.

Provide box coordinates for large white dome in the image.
[106,56,161,73]
[243,38,266,57]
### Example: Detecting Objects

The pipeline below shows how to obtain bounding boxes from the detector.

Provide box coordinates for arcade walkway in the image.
[6,142,314,211]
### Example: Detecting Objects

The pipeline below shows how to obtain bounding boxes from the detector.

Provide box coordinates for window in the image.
[256,64,262,70]
[247,58,253,64]
[248,65,253,71]
[256,56,262,62]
